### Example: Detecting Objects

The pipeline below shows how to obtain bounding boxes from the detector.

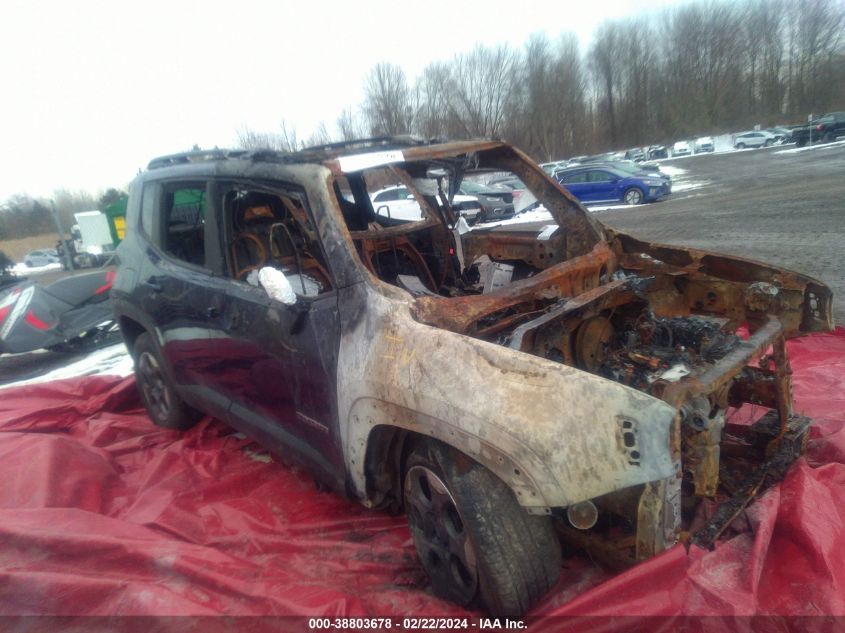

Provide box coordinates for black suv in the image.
[791,112,845,147]
[113,138,831,617]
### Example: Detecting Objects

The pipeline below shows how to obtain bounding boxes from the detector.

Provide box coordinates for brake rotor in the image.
[575,316,614,371]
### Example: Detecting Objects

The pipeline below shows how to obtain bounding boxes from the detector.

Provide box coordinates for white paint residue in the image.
[0,343,133,390]
[661,364,691,382]
[338,150,405,173]
[537,225,557,240]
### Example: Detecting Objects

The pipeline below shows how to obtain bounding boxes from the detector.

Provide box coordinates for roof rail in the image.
[291,135,438,158]
[146,136,450,170]
[147,149,259,170]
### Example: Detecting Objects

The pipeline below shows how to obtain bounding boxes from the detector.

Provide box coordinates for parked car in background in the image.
[623,147,646,161]
[371,185,482,224]
[790,112,845,147]
[487,176,525,190]
[556,159,669,184]
[694,137,714,153]
[766,127,792,144]
[734,130,776,149]
[672,141,692,156]
[555,165,669,205]
[647,145,668,159]
[540,160,568,175]
[570,161,672,191]
[457,181,515,222]
[23,249,60,268]
[575,153,663,174]
[579,152,620,164]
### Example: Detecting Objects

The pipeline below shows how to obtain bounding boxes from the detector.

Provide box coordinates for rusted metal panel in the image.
[607,229,834,336]
[337,290,677,511]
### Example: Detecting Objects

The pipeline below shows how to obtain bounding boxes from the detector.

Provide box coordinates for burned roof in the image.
[147,137,505,171]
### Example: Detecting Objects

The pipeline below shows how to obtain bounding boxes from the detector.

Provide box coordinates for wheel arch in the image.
[118,315,147,357]
[353,401,554,515]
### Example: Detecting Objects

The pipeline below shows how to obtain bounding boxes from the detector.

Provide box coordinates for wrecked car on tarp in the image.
[112,138,834,618]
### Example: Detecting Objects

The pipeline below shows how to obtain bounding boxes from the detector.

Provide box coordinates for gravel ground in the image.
[595,141,845,325]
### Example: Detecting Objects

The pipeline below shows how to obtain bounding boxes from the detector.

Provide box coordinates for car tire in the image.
[822,132,834,143]
[764,139,772,147]
[134,332,201,430]
[623,188,644,205]
[403,439,561,618]
[796,138,806,148]
[736,143,746,149]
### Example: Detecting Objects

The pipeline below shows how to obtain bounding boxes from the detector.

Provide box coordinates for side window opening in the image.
[224,188,333,297]
[164,186,206,266]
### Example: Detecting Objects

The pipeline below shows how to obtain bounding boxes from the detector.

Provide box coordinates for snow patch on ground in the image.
[658,165,686,177]
[653,164,708,193]
[589,202,650,212]
[673,180,710,192]
[0,342,133,390]
[774,139,845,155]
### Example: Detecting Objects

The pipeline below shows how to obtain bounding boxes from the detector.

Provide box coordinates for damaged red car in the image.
[111,138,834,617]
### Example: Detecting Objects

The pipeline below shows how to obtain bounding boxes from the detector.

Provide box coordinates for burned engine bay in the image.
[333,141,832,563]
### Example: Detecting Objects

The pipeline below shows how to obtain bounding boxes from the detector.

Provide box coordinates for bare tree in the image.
[785,0,845,115]
[336,107,366,141]
[413,61,453,139]
[511,33,587,159]
[303,122,332,148]
[445,45,518,138]
[362,63,413,136]
[589,23,622,146]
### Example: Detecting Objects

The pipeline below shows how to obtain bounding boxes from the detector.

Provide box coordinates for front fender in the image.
[338,291,677,511]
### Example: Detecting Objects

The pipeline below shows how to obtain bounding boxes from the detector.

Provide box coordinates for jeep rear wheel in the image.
[134,332,200,430]
[404,439,561,617]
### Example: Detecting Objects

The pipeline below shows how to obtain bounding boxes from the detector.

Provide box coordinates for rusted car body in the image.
[329,139,831,558]
[114,138,833,614]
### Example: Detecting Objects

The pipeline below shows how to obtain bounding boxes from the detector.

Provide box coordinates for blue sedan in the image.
[555,166,669,205]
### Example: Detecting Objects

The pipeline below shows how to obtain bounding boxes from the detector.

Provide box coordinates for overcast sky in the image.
[0,0,682,201]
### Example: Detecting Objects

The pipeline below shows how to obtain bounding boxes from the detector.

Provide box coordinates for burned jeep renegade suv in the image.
[112,138,833,617]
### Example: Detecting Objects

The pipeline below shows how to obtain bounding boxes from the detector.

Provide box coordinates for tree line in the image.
[0,188,125,242]
[240,0,845,162]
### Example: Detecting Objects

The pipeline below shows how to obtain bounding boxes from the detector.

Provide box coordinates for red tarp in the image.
[1,328,844,617]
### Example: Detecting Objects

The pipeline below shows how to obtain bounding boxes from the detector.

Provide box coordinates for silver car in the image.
[23,249,60,267]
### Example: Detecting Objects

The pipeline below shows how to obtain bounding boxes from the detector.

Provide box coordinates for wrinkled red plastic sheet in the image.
[0,328,844,618]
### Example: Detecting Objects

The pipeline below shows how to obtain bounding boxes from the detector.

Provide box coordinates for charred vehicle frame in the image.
[112,137,833,617]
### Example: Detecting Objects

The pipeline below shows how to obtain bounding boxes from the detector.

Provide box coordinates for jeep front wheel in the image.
[403,439,561,617]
